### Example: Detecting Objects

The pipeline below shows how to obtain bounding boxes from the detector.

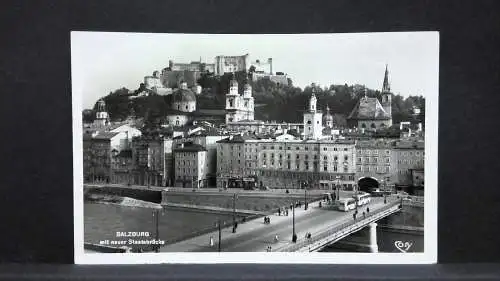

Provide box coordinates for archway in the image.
[357,177,379,193]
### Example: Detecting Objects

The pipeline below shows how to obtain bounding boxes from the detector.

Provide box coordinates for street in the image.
[161,197,394,252]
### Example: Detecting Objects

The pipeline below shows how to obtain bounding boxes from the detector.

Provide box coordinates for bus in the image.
[353,193,372,206]
[337,198,357,211]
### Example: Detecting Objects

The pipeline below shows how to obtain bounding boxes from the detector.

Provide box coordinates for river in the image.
[84,202,245,252]
[85,202,424,253]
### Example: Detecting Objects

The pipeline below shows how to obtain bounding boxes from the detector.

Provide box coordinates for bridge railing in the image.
[277,200,402,252]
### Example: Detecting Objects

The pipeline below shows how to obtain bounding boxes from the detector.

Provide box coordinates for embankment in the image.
[85,193,162,209]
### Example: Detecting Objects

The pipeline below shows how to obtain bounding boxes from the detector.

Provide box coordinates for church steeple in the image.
[382,64,390,93]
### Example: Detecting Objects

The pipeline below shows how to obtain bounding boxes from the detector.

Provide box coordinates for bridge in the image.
[161,197,404,253]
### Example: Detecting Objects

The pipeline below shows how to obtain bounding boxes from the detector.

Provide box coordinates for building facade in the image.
[131,135,174,187]
[173,142,208,188]
[394,140,425,185]
[355,139,398,191]
[256,139,357,190]
[215,54,250,75]
[216,134,258,189]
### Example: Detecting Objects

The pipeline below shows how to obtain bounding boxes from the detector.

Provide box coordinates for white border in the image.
[72,31,439,264]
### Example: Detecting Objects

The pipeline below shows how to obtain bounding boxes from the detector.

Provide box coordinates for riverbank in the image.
[85,193,162,209]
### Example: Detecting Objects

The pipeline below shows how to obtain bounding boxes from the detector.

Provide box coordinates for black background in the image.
[1,0,500,279]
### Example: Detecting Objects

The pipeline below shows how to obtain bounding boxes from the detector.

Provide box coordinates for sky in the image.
[71,32,439,109]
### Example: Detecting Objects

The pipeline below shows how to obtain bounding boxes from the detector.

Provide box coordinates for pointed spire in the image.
[382,64,390,93]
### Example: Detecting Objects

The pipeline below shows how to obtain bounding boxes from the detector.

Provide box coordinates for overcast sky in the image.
[71,32,439,109]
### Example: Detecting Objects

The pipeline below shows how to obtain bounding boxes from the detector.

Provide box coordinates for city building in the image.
[303,90,323,140]
[83,131,126,183]
[225,120,303,135]
[355,139,398,192]
[173,142,208,188]
[216,134,263,189]
[411,168,424,187]
[256,139,357,190]
[179,130,228,187]
[347,65,393,130]
[131,135,174,187]
[394,140,425,186]
[225,76,254,123]
[110,149,133,185]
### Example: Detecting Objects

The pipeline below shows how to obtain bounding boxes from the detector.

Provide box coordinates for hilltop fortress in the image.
[155,54,289,91]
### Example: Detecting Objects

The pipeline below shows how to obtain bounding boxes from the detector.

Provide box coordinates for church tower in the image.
[242,82,254,121]
[303,89,323,139]
[323,105,334,128]
[381,64,393,126]
[225,73,243,123]
[94,99,109,127]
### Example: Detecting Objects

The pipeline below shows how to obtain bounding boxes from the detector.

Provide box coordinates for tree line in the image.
[82,71,425,128]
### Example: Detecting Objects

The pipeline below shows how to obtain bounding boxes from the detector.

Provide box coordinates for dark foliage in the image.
[86,73,425,127]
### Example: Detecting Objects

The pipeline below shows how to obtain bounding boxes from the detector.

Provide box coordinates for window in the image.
[305,155,309,160]
[287,154,291,159]
[263,146,267,149]
[358,157,362,162]
[333,166,338,172]
[296,147,300,150]
[344,166,348,172]
[386,158,390,163]
[296,154,300,159]
[287,146,291,150]
[324,156,328,160]
[344,148,348,151]
[373,157,378,162]
[185,105,188,110]
[305,146,309,151]
[323,165,328,171]
[323,147,327,151]
[279,147,282,150]
[344,156,348,161]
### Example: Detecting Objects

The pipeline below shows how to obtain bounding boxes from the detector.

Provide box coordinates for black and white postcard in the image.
[72,31,439,264]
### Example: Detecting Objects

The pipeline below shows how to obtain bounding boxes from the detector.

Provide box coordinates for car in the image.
[369,188,384,197]
[259,186,270,191]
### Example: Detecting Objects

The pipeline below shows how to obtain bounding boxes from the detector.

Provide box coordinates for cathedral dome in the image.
[172,88,196,102]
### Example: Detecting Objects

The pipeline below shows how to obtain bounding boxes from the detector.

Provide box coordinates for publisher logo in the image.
[394,240,413,253]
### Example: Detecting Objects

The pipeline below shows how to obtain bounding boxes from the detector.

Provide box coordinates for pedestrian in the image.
[367,207,370,213]
[235,222,238,229]
[363,212,366,219]
[264,217,267,224]
[278,208,281,216]
[353,213,356,220]
[274,234,279,242]
[209,236,214,247]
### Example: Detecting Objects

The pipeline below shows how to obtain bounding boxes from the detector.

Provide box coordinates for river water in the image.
[85,202,423,253]
[84,203,244,252]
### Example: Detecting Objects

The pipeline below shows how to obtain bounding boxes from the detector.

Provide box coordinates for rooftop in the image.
[174,142,207,152]
[93,132,121,140]
[347,96,391,120]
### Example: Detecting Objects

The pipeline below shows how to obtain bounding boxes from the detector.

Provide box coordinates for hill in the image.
[83,71,425,127]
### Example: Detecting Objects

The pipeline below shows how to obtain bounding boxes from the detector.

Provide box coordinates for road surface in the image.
[161,197,395,252]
